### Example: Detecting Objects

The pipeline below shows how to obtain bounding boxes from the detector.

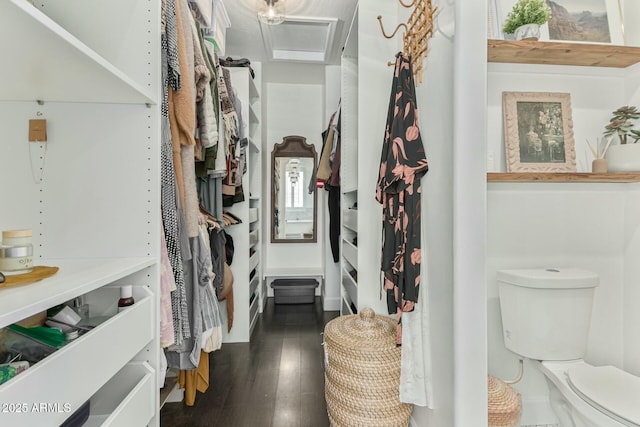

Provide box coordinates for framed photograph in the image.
[494,0,624,44]
[546,0,624,45]
[502,92,576,172]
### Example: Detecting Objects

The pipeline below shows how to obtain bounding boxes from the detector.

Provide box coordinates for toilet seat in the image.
[567,364,640,426]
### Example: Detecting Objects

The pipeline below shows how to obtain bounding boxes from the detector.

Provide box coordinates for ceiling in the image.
[223,0,358,68]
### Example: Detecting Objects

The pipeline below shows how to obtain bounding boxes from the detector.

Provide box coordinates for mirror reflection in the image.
[271,136,317,243]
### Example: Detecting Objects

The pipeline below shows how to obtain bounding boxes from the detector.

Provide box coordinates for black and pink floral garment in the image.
[375,53,428,346]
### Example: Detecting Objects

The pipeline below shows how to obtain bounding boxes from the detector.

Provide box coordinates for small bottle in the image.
[118,285,135,312]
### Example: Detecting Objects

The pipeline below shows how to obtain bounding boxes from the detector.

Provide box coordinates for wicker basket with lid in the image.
[488,375,521,427]
[323,308,412,427]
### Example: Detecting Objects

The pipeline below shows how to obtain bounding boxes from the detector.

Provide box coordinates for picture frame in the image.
[502,91,576,172]
[545,0,624,45]
[494,0,624,44]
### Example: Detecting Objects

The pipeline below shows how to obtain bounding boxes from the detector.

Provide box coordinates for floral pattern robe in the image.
[375,53,428,345]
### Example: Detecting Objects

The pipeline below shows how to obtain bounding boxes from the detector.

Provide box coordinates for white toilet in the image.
[497,268,640,427]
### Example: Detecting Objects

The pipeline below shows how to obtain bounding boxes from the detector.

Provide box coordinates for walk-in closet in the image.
[3,0,640,426]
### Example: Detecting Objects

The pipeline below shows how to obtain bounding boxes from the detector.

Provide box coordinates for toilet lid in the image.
[567,364,640,426]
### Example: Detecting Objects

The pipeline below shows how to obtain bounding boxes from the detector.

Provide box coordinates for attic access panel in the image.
[259,16,338,63]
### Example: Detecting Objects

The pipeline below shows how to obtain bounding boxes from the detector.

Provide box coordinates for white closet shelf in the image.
[249,138,260,154]
[249,105,260,124]
[0,1,157,105]
[343,209,358,231]
[342,268,358,307]
[0,257,156,328]
[249,251,260,272]
[249,75,259,101]
[249,293,259,333]
[341,238,358,268]
[342,185,358,193]
[342,296,354,315]
[0,287,154,426]
[84,362,155,427]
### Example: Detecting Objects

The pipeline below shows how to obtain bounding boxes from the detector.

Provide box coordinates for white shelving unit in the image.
[340,5,359,315]
[0,1,157,104]
[222,65,263,343]
[0,1,160,425]
[339,0,394,317]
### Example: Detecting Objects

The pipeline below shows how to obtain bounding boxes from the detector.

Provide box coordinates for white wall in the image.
[487,183,634,424]
[453,0,489,424]
[410,0,456,425]
[487,65,626,173]
[264,80,326,273]
[624,190,640,375]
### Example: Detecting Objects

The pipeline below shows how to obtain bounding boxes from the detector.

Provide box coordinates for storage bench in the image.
[270,279,319,304]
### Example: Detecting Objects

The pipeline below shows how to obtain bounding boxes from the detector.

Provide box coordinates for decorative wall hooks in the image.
[377,0,436,85]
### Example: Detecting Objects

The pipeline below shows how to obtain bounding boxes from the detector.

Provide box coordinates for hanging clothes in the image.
[179,0,203,239]
[193,20,218,151]
[375,53,428,346]
[178,350,209,406]
[208,228,226,295]
[400,300,434,408]
[165,232,217,370]
[161,0,190,346]
[316,112,337,181]
[188,0,213,27]
[327,112,341,187]
[160,224,177,348]
[326,185,340,263]
[168,0,195,211]
[326,113,342,263]
[196,222,223,353]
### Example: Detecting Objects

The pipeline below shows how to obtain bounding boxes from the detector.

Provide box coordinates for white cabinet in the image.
[222,65,264,343]
[0,1,160,425]
[339,0,396,317]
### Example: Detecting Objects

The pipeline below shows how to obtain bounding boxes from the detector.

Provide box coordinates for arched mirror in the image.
[271,136,317,243]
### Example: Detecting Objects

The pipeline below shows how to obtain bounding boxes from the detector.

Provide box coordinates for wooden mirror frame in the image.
[271,135,318,243]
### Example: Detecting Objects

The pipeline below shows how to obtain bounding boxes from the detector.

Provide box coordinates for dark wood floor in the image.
[160,297,339,427]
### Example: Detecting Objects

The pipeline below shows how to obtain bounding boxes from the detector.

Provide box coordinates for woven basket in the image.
[323,308,412,427]
[488,375,521,427]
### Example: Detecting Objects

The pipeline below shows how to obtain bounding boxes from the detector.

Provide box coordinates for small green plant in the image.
[502,0,551,34]
[604,106,640,144]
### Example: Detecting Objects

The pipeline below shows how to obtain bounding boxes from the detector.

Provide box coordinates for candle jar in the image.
[0,245,34,275]
[2,229,32,247]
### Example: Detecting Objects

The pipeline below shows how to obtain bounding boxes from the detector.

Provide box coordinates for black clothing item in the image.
[220,57,255,79]
[208,228,226,295]
[327,184,340,263]
[224,230,235,265]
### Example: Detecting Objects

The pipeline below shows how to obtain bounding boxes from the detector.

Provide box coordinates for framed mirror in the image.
[271,136,318,243]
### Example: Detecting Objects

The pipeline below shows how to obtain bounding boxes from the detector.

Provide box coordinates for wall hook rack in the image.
[377,0,437,85]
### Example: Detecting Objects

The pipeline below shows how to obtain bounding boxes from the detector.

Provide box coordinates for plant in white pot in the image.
[604,106,640,172]
[502,0,551,41]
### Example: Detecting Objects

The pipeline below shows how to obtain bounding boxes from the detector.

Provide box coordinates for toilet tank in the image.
[497,268,598,361]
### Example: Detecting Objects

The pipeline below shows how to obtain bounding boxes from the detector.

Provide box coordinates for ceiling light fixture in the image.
[257,0,286,25]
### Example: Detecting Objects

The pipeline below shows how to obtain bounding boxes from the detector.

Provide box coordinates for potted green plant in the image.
[502,0,551,41]
[604,106,640,172]
[604,106,640,144]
